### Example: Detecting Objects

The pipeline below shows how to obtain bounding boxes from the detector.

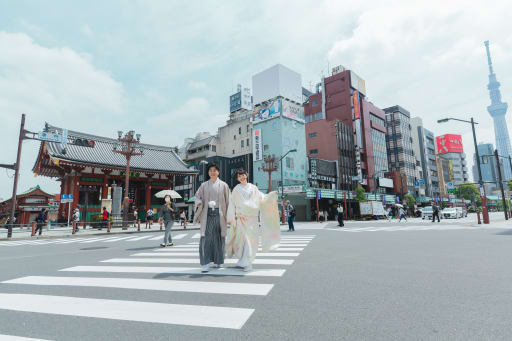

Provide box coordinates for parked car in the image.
[422,206,433,220]
[442,207,459,219]
[456,207,468,218]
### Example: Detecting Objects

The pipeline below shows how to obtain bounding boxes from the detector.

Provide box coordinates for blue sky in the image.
[1,0,511,198]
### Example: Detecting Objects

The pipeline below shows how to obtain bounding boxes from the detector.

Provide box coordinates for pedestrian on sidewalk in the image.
[432,204,440,222]
[146,208,154,229]
[133,208,138,227]
[194,163,230,273]
[285,200,295,231]
[337,204,344,227]
[101,206,110,230]
[398,207,407,222]
[160,195,175,247]
[386,207,392,221]
[34,208,47,235]
[72,208,80,231]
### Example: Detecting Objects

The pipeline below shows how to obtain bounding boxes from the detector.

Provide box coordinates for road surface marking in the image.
[102,258,294,265]
[191,233,201,239]
[0,293,253,329]
[60,265,286,277]
[102,236,137,242]
[0,334,53,340]
[132,252,300,257]
[125,235,155,241]
[4,276,273,296]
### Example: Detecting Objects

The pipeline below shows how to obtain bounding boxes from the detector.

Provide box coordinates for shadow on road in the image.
[495,230,512,236]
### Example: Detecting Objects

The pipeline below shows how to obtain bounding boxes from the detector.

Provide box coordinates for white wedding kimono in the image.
[226,183,280,267]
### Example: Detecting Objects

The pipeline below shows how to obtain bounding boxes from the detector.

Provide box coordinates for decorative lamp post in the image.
[113,130,143,229]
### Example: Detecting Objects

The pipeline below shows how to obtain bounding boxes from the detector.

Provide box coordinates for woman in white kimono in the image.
[226,168,280,271]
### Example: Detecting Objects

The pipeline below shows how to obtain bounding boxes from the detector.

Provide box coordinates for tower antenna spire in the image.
[484,40,494,74]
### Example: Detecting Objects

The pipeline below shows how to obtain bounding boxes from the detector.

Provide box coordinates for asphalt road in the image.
[1,216,512,341]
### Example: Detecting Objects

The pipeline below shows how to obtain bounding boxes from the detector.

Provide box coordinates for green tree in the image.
[355,185,366,202]
[404,194,416,208]
[456,182,480,202]
[508,180,512,192]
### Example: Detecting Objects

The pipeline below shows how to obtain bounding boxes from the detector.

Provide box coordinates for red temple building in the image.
[32,124,197,222]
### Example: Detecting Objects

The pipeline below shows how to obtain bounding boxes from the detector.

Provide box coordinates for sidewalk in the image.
[0,222,199,241]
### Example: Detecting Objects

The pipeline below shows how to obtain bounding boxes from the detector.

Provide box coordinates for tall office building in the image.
[411,117,440,198]
[473,143,500,194]
[384,105,416,195]
[485,40,511,180]
[304,65,390,193]
[436,134,469,186]
[251,64,308,219]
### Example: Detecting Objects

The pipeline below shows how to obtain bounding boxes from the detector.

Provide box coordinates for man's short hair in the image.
[207,163,220,172]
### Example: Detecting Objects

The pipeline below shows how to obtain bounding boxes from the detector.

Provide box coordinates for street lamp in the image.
[437,117,489,224]
[278,149,297,223]
[113,130,143,229]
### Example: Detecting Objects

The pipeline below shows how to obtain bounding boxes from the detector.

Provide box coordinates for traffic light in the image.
[73,138,95,148]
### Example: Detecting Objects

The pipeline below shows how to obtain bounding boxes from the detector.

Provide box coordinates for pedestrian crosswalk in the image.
[326,224,511,232]
[0,233,316,332]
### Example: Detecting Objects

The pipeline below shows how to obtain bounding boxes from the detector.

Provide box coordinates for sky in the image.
[1,0,511,199]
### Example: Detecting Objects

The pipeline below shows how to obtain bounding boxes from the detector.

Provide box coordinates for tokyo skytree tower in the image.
[485,40,511,180]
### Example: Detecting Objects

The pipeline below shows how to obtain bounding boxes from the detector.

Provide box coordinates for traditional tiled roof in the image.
[33,124,196,177]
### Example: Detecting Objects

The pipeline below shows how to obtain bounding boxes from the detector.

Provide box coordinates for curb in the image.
[0,227,200,242]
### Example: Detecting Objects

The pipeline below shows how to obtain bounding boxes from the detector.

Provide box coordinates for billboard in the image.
[252,64,302,105]
[350,70,366,96]
[282,99,304,122]
[436,134,463,154]
[230,91,242,113]
[252,99,281,123]
[253,129,263,161]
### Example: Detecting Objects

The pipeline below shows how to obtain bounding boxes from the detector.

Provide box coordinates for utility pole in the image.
[471,117,489,224]
[113,131,143,229]
[6,114,25,238]
[494,149,508,220]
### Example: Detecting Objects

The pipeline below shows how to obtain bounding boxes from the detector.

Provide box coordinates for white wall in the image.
[252,64,302,105]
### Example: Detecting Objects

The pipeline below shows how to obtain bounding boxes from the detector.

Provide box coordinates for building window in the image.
[241,140,244,148]
[286,157,295,170]
[264,145,269,151]
[312,99,319,107]
[212,145,216,152]
[232,149,235,154]
[310,149,318,155]
[246,138,249,146]
[239,127,241,134]
[308,132,318,138]
[233,135,236,140]
[246,125,249,132]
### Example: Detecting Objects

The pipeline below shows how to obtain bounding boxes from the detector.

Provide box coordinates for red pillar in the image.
[72,174,80,211]
[145,179,151,213]
[102,175,109,199]
[58,177,65,218]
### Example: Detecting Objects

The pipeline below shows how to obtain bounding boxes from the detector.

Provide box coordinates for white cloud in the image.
[327,0,512,181]
[0,31,126,197]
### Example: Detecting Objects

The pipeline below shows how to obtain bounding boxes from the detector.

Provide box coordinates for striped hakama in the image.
[199,208,225,266]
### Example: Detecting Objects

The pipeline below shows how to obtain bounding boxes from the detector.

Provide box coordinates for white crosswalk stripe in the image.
[0,334,53,340]
[101,257,295,265]
[132,252,300,257]
[329,225,510,232]
[0,293,253,329]
[0,233,316,332]
[191,233,201,239]
[60,265,286,277]
[3,276,273,296]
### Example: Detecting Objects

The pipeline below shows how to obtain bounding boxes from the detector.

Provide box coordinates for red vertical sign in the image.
[353,90,360,119]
